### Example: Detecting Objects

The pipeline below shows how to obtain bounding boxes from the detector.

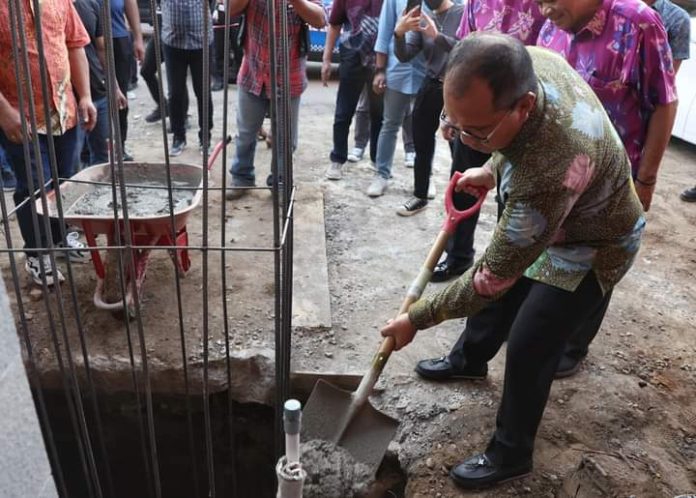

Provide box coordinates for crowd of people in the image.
[0,0,693,490]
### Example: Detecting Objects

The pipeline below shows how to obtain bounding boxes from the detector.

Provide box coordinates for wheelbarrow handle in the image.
[352,173,488,404]
[207,135,233,171]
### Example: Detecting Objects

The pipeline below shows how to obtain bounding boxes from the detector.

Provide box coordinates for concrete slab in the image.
[0,280,58,498]
[291,185,332,330]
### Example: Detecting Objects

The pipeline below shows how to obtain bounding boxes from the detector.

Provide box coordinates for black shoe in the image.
[431,259,472,283]
[266,174,284,187]
[171,137,186,157]
[680,186,696,202]
[211,78,224,92]
[450,453,531,489]
[554,354,584,379]
[145,107,167,123]
[415,356,487,381]
[122,149,134,161]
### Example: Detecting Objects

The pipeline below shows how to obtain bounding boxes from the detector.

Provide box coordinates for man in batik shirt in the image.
[430,0,547,284]
[381,33,644,489]
[536,0,677,212]
[535,0,677,375]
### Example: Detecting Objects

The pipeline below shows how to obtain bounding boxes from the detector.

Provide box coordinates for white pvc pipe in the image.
[275,457,305,498]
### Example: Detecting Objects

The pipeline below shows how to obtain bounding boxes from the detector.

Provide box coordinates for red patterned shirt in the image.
[0,0,89,134]
[238,0,324,99]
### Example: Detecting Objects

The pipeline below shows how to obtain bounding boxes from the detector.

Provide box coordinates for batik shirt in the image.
[651,0,691,61]
[0,0,89,134]
[238,0,325,99]
[456,0,547,43]
[537,0,677,176]
[409,47,645,330]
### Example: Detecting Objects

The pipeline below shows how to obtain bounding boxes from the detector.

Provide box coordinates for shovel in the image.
[301,172,487,473]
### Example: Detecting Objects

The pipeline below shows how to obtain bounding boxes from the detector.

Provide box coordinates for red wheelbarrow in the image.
[36,138,229,317]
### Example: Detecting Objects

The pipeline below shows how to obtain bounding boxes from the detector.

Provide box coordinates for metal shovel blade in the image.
[301,379,399,473]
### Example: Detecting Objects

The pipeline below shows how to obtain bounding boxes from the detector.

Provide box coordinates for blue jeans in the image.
[229,89,300,186]
[76,96,109,166]
[375,88,414,179]
[0,127,79,254]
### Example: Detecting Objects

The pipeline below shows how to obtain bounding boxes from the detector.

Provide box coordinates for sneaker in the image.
[225,182,254,200]
[347,147,365,163]
[680,186,696,202]
[1,169,17,191]
[366,176,389,197]
[211,78,224,92]
[427,180,436,200]
[199,141,212,155]
[122,149,134,161]
[25,254,65,286]
[56,232,89,263]
[404,151,415,168]
[145,107,166,123]
[325,162,343,180]
[396,197,428,217]
[171,137,186,157]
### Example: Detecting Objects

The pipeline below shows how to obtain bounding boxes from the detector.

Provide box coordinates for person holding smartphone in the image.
[393,0,463,216]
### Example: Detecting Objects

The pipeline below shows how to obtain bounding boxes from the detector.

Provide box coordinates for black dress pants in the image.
[113,36,132,146]
[162,43,214,142]
[443,140,491,265]
[447,273,607,464]
[140,36,170,109]
[412,78,442,200]
[213,14,243,82]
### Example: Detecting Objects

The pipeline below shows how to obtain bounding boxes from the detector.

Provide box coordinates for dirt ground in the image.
[2,66,695,497]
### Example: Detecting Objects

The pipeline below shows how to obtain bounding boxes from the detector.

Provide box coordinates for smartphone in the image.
[405,0,421,13]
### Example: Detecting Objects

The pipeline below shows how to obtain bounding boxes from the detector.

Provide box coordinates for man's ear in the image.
[517,91,537,116]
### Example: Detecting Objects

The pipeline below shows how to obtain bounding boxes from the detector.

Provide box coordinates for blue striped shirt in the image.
[161,0,214,50]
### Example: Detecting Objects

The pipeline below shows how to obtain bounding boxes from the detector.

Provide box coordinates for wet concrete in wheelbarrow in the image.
[2,76,696,496]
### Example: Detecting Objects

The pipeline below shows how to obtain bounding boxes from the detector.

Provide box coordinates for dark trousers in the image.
[447,273,607,464]
[330,49,383,164]
[213,15,243,81]
[0,127,79,254]
[444,139,491,265]
[412,78,443,199]
[113,36,132,146]
[562,289,613,360]
[140,36,168,108]
[162,43,214,142]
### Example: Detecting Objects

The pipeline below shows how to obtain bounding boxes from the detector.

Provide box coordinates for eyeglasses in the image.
[440,108,512,144]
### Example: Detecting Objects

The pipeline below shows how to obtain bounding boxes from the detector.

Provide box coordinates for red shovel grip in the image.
[442,171,488,234]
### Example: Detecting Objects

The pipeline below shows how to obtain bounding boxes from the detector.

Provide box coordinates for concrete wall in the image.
[0,280,58,498]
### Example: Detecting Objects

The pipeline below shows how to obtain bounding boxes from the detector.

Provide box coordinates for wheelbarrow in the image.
[36,138,230,317]
[302,171,487,474]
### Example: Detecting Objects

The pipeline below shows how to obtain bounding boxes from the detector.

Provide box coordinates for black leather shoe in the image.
[450,453,531,489]
[415,356,487,381]
[431,259,472,283]
[555,354,584,379]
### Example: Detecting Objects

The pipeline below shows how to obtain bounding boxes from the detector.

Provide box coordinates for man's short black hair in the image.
[445,33,538,110]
